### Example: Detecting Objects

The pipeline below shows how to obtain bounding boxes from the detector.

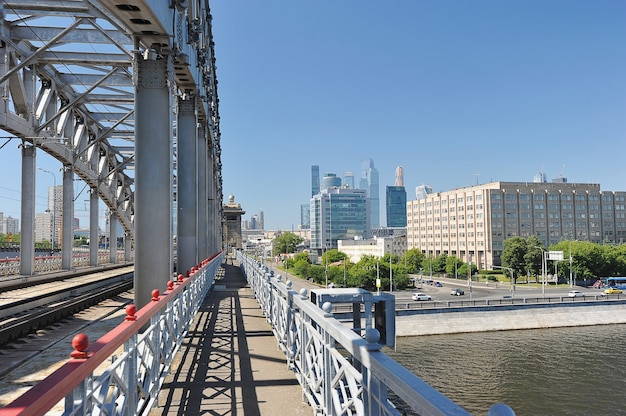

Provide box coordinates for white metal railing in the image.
[0,252,224,416]
[237,251,515,416]
[0,251,129,277]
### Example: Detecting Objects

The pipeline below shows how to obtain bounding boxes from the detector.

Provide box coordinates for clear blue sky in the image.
[212,0,626,230]
[0,1,624,233]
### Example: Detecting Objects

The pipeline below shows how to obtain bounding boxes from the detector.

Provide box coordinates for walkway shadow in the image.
[150,261,308,416]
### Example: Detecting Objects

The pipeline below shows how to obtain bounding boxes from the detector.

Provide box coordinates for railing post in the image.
[321,302,334,415]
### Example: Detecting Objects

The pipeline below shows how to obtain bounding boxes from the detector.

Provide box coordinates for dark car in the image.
[450,288,465,296]
[434,281,443,287]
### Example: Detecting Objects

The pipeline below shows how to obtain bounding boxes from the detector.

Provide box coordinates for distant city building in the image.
[2,215,19,235]
[300,203,310,229]
[311,165,320,197]
[415,184,433,200]
[386,186,407,227]
[250,215,259,230]
[343,171,355,189]
[259,209,264,230]
[35,211,54,243]
[359,158,380,229]
[386,166,407,227]
[310,187,369,251]
[339,234,406,263]
[395,166,404,187]
[46,185,62,247]
[406,181,626,270]
[321,172,342,191]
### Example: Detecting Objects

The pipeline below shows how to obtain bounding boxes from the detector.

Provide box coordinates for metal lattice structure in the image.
[237,252,485,416]
[0,0,222,238]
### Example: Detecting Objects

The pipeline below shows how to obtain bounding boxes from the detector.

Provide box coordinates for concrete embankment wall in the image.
[395,301,626,336]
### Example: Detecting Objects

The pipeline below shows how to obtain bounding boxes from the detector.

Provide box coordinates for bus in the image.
[605,277,626,289]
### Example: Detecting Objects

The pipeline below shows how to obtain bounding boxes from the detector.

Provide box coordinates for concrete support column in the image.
[20,145,36,276]
[176,95,198,275]
[197,122,208,262]
[109,213,117,264]
[89,189,99,266]
[61,166,74,270]
[134,48,173,309]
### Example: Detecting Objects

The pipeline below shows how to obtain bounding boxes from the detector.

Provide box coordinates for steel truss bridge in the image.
[0,0,222,308]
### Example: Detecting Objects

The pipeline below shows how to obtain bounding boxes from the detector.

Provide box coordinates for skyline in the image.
[0,1,625,233]
[212,0,626,230]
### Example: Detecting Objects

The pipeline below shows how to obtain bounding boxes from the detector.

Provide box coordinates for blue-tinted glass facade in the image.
[386,186,407,227]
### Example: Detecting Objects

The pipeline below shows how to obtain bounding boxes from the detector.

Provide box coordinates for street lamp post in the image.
[38,167,57,251]
[468,255,472,301]
[389,253,393,292]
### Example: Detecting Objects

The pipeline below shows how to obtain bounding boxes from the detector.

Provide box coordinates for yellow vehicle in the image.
[604,287,622,294]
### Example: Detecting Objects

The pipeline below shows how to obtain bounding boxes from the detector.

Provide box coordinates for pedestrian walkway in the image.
[149,258,312,416]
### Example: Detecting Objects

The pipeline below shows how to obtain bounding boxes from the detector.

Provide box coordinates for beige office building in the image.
[407,181,626,270]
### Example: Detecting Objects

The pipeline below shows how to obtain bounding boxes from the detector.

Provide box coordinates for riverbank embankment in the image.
[395,300,626,336]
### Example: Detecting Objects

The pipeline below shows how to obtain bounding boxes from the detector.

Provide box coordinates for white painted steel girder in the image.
[0,0,221,247]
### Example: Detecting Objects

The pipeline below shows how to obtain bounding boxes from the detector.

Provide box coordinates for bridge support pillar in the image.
[109,213,118,264]
[177,94,198,274]
[134,48,173,309]
[20,144,36,276]
[89,189,99,266]
[124,231,132,262]
[62,166,74,269]
[207,139,217,255]
[197,122,208,261]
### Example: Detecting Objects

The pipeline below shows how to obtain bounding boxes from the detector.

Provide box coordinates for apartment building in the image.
[407,181,626,270]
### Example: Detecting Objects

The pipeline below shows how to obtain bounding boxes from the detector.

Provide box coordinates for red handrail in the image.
[0,250,223,416]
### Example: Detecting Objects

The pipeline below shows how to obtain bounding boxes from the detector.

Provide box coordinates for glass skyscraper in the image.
[386,185,407,227]
[360,159,379,229]
[311,165,320,197]
[310,187,369,250]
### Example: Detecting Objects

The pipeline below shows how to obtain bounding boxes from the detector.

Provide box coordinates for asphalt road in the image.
[263,261,606,304]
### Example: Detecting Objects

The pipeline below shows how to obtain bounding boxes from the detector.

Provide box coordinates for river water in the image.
[386,324,626,415]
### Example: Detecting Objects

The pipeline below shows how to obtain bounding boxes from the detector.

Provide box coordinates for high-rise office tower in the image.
[300,203,310,229]
[415,184,433,200]
[310,187,369,250]
[258,209,264,230]
[360,159,379,229]
[386,166,407,227]
[321,172,342,191]
[343,171,355,189]
[311,165,320,197]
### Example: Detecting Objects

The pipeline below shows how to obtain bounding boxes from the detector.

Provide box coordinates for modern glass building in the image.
[321,172,342,191]
[311,165,320,197]
[310,187,369,250]
[386,185,407,227]
[300,203,310,229]
[360,158,379,229]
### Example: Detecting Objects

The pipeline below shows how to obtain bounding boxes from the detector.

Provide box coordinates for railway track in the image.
[0,267,135,385]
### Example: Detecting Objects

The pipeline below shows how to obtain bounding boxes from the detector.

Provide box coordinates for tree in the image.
[501,236,528,283]
[523,236,545,277]
[272,232,304,256]
[401,249,425,274]
[321,249,346,266]
[445,255,463,277]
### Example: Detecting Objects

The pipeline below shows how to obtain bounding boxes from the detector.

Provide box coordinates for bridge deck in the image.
[149,258,312,416]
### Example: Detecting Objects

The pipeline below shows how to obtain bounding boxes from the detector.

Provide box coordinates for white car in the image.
[412,292,432,301]
[567,290,584,298]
